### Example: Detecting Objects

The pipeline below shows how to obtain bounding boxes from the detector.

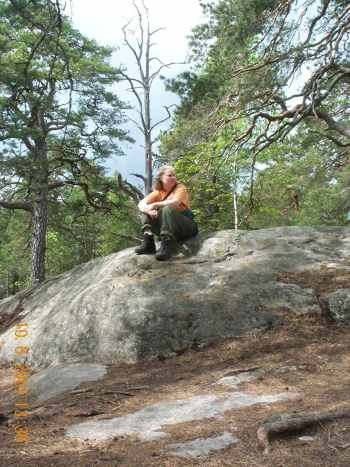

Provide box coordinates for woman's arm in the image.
[138,184,186,213]
[137,198,159,217]
[138,196,181,212]
[151,198,182,209]
[137,198,150,213]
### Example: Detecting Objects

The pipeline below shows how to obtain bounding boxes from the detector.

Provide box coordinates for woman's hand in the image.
[147,208,158,218]
[144,204,159,218]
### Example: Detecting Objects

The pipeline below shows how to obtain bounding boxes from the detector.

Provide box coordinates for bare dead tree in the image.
[120,0,178,194]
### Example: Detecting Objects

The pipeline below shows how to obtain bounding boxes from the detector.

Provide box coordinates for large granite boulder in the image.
[0,226,349,369]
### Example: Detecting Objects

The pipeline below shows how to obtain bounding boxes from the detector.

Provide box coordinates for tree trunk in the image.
[30,142,49,285]
[144,83,152,193]
[233,158,239,230]
[145,135,152,194]
[232,158,238,230]
[233,188,238,230]
[144,26,152,194]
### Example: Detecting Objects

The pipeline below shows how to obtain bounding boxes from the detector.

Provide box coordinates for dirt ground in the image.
[1,272,350,466]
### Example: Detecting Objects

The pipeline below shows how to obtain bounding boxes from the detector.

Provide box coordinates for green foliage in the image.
[160,0,349,234]
[0,181,140,298]
[0,0,137,287]
[160,118,251,232]
[246,131,350,228]
[1,0,349,295]
[0,0,132,185]
[0,209,31,297]
[164,0,279,117]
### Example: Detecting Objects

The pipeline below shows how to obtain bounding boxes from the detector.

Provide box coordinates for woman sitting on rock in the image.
[135,165,198,260]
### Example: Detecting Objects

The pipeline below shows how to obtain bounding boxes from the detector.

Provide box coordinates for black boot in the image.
[135,234,156,255]
[155,235,176,261]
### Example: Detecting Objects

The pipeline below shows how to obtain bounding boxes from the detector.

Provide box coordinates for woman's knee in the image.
[161,206,176,216]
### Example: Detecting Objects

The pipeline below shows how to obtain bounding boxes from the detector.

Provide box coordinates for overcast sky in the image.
[70,0,206,187]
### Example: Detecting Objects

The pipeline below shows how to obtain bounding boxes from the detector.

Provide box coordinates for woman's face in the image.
[161,169,177,187]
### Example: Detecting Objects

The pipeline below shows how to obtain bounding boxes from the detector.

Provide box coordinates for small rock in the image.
[168,432,239,459]
[299,436,315,443]
[215,371,260,387]
[326,289,350,323]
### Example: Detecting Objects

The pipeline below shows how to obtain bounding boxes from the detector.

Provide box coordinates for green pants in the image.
[141,207,198,241]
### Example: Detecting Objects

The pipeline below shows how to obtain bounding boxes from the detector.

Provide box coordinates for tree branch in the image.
[258,406,350,455]
[0,200,32,212]
[150,105,175,131]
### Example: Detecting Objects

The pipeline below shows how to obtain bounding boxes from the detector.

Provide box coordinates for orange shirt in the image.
[144,183,190,211]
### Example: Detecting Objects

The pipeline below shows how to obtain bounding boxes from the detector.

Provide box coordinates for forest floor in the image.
[1,299,350,466]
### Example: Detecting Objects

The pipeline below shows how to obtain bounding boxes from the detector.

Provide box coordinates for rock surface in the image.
[167,432,240,459]
[326,289,350,323]
[64,367,301,457]
[66,386,300,442]
[27,364,107,404]
[0,226,350,369]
